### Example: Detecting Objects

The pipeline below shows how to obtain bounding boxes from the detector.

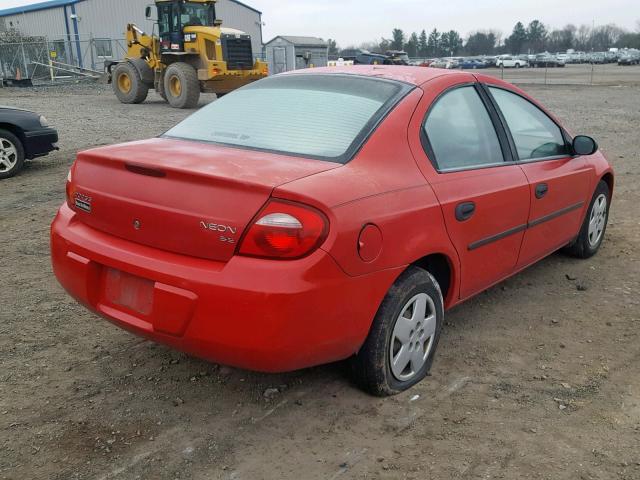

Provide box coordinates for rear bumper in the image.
[24,127,58,159]
[51,204,400,372]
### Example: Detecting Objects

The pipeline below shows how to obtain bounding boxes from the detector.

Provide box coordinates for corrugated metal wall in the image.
[0,6,77,78]
[0,6,69,38]
[0,0,263,56]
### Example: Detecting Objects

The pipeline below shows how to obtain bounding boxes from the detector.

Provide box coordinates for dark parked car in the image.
[531,54,565,68]
[340,49,396,65]
[457,58,487,69]
[385,50,410,65]
[618,53,640,65]
[0,106,58,178]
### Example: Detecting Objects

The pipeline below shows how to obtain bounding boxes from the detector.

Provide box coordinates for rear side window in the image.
[164,74,411,163]
[489,87,568,160]
[423,86,504,171]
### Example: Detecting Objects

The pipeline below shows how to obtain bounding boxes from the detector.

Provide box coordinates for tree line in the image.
[327,20,640,57]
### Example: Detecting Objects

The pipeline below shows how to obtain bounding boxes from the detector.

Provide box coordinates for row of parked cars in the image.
[421,54,566,69]
[418,49,640,69]
[337,48,640,70]
[566,50,640,65]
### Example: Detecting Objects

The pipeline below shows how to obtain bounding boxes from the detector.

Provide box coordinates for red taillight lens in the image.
[65,168,75,209]
[238,199,329,259]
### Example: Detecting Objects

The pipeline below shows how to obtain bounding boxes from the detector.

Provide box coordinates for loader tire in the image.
[156,78,167,101]
[164,63,200,109]
[112,62,148,104]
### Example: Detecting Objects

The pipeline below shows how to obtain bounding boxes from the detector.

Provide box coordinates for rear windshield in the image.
[163,74,412,163]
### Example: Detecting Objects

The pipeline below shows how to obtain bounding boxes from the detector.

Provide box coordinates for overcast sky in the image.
[1,0,638,46]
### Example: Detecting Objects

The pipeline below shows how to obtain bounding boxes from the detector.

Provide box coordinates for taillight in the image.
[237,199,328,259]
[65,168,74,209]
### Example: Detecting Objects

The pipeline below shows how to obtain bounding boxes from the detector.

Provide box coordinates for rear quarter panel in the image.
[274,87,460,303]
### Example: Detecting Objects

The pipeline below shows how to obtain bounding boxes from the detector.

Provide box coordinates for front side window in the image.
[489,87,568,160]
[164,74,411,163]
[423,86,504,171]
[180,4,214,27]
[158,4,171,34]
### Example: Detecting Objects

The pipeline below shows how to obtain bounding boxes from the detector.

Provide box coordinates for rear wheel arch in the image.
[601,172,614,197]
[408,253,455,306]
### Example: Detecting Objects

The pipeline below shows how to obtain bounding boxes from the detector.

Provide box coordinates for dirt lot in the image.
[1,73,639,480]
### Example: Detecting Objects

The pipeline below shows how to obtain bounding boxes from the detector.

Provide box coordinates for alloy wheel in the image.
[0,137,18,173]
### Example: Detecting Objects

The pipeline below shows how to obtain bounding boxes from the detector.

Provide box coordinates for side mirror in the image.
[145,6,151,18]
[572,135,598,156]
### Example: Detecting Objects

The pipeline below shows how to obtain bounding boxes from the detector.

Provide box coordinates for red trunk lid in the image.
[71,138,339,261]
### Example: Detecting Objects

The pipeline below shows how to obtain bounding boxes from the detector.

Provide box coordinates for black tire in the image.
[563,180,610,259]
[164,63,200,109]
[0,128,25,179]
[112,62,149,104]
[156,76,167,102]
[351,266,444,396]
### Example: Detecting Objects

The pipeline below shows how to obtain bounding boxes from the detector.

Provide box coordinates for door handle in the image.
[455,201,476,222]
[535,183,549,199]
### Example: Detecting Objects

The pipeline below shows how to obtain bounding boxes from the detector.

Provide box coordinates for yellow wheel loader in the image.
[106,0,268,108]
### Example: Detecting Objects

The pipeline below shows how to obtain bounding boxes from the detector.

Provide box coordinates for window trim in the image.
[482,84,573,163]
[420,82,513,173]
[93,38,113,58]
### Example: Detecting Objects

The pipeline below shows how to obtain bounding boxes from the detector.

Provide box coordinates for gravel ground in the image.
[0,78,639,480]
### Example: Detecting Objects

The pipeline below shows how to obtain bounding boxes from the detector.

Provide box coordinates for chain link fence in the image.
[0,36,128,84]
[408,57,640,86]
[1,34,268,85]
[486,63,638,85]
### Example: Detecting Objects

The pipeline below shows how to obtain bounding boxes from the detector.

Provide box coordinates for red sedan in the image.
[51,66,613,395]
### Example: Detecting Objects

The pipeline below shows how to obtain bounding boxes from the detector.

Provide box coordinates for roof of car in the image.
[283,65,461,86]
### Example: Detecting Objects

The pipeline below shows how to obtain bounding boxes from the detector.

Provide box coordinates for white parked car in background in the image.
[496,56,529,68]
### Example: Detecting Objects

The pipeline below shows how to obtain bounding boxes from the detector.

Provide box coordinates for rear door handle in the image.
[535,183,549,199]
[455,201,476,222]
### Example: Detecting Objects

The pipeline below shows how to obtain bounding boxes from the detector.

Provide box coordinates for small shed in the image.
[265,36,328,74]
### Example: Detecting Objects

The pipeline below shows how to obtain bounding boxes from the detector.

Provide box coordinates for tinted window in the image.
[489,87,568,160]
[158,4,171,34]
[165,75,410,163]
[180,3,213,27]
[424,86,504,171]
